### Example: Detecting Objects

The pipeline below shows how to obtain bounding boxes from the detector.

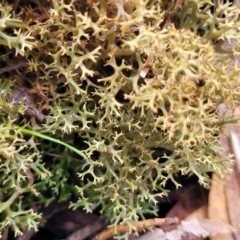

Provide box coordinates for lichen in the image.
[0,0,240,237]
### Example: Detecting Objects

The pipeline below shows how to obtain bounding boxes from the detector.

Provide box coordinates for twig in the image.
[16,229,35,240]
[13,0,20,11]
[45,152,84,163]
[65,220,106,240]
[92,217,179,240]
[0,61,28,74]
[2,226,9,240]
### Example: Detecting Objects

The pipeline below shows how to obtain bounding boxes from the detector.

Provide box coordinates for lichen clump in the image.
[0,0,240,237]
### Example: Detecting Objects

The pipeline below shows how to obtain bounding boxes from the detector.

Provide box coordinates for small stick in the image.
[92,217,179,240]
[0,61,28,74]
[65,220,106,240]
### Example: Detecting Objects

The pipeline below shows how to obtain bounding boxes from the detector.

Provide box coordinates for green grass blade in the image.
[18,128,86,159]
